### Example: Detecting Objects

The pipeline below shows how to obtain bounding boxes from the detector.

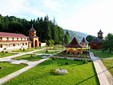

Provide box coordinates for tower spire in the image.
[29,24,36,36]
[29,24,36,32]
[97,29,103,39]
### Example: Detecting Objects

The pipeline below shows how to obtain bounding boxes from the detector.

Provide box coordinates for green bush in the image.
[23,48,25,51]
[51,57,57,60]
[30,54,33,57]
[65,62,69,65]
[83,58,88,64]
[50,69,56,74]
[46,50,48,53]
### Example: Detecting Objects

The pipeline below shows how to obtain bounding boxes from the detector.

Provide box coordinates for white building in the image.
[0,32,30,52]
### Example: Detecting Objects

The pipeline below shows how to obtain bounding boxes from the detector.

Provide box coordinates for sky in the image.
[0,0,113,37]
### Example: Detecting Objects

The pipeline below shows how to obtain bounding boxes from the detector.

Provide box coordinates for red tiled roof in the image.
[0,32,28,38]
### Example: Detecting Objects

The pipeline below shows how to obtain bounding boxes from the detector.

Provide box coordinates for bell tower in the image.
[97,29,103,39]
[29,24,36,36]
[29,24,39,48]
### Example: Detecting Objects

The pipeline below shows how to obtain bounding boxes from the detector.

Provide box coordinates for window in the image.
[0,37,2,40]
[0,44,2,48]
[7,37,9,40]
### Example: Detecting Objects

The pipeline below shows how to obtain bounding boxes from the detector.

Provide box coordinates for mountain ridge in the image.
[64,29,88,42]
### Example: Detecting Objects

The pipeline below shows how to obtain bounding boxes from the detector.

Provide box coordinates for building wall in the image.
[32,38,39,48]
[0,37,29,52]
[90,43,102,49]
[40,43,46,47]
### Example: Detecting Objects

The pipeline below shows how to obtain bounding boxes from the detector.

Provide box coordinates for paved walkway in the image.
[0,58,49,85]
[0,49,63,84]
[90,52,113,85]
[0,48,45,62]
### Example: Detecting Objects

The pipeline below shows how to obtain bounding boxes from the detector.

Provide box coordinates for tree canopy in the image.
[102,33,113,53]
[0,14,70,45]
[86,35,95,42]
[64,30,70,45]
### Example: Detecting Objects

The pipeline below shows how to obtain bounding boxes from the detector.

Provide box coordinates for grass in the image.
[91,50,113,58]
[13,54,43,61]
[35,50,59,54]
[0,62,26,78]
[0,52,15,58]
[92,50,113,75]
[4,58,99,85]
[12,47,40,52]
[102,59,113,76]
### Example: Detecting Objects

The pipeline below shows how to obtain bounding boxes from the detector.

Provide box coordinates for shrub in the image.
[74,59,76,61]
[0,67,2,69]
[46,50,48,53]
[50,69,56,74]
[51,57,57,60]
[5,51,8,53]
[83,58,88,64]
[65,62,69,65]
[23,48,25,51]
[1,51,5,53]
[64,58,67,59]
[31,54,33,57]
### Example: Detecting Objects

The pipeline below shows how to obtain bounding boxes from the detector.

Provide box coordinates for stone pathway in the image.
[90,52,113,85]
[0,58,49,85]
[0,49,63,84]
[0,48,45,61]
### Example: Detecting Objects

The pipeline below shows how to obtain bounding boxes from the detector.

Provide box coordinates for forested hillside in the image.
[0,14,68,44]
[64,29,88,42]
[0,14,88,44]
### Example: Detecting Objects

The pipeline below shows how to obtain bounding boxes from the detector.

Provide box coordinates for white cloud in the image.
[0,0,46,18]
[57,0,113,36]
[1,0,113,36]
[25,7,46,18]
[41,0,64,12]
[0,0,26,16]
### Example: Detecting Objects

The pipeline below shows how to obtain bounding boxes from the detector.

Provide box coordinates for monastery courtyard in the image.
[0,45,112,85]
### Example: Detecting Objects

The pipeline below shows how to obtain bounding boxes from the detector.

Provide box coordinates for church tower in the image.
[97,29,103,39]
[29,24,39,48]
[29,24,36,36]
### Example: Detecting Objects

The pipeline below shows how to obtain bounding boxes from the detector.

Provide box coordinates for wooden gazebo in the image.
[66,37,83,54]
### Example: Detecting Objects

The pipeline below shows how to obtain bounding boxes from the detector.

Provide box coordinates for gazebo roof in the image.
[81,37,88,44]
[66,37,82,48]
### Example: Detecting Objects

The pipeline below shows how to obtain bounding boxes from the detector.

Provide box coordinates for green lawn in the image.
[13,54,43,61]
[35,50,59,54]
[102,59,113,76]
[0,52,15,58]
[91,50,113,58]
[0,62,26,78]
[12,48,40,52]
[4,59,99,85]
